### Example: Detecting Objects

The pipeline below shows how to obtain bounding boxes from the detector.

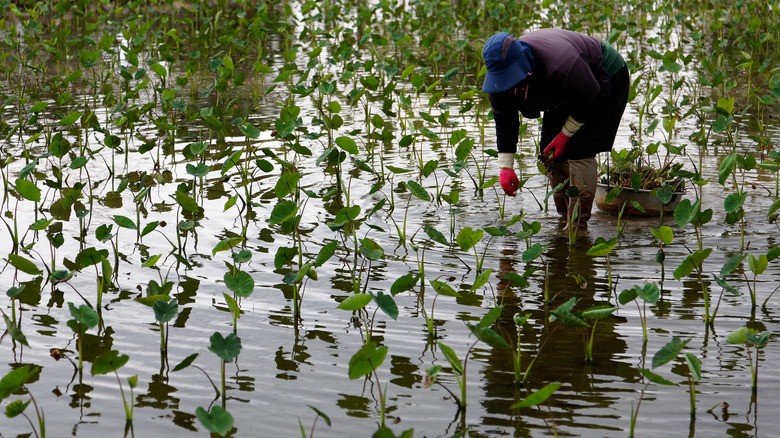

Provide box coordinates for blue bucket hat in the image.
[482,32,534,93]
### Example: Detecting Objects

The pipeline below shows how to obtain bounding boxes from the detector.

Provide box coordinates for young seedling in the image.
[0,365,44,438]
[618,283,660,343]
[208,332,242,407]
[66,302,99,371]
[510,381,562,435]
[726,326,771,392]
[347,341,396,429]
[631,337,701,436]
[425,306,510,411]
[91,350,136,424]
[299,406,331,438]
[587,237,618,302]
[549,297,617,364]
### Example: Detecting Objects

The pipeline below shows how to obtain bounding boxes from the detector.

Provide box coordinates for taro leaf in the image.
[478,176,499,190]
[274,171,300,199]
[654,187,673,204]
[141,221,159,237]
[134,294,171,307]
[223,293,240,319]
[307,405,332,427]
[153,298,178,324]
[479,305,503,328]
[359,238,384,261]
[224,271,254,298]
[639,368,677,386]
[175,190,199,213]
[208,332,242,362]
[212,237,244,256]
[673,248,712,280]
[3,314,28,346]
[514,313,531,327]
[406,180,431,202]
[712,274,740,296]
[550,298,587,327]
[423,225,449,246]
[59,110,82,125]
[8,254,42,276]
[14,179,41,202]
[673,199,697,227]
[5,399,31,417]
[521,243,545,263]
[436,342,463,375]
[335,136,358,154]
[650,226,674,245]
[636,283,660,304]
[238,123,260,139]
[684,353,702,381]
[693,208,712,227]
[6,285,24,298]
[91,350,129,375]
[724,192,747,214]
[510,382,562,408]
[580,305,618,320]
[466,322,511,350]
[747,254,768,275]
[718,153,737,185]
[746,331,770,348]
[652,337,689,368]
[196,406,234,437]
[371,292,398,320]
[337,294,372,311]
[390,273,418,295]
[283,262,314,285]
[68,302,99,330]
[0,365,41,401]
[424,365,443,388]
[315,241,338,267]
[274,246,297,270]
[456,227,483,252]
[231,249,252,264]
[726,326,749,344]
[172,353,199,372]
[430,280,459,297]
[484,226,510,237]
[618,288,638,305]
[507,271,530,287]
[587,237,617,257]
[112,215,137,230]
[372,427,415,438]
[470,268,492,293]
[29,218,53,231]
[269,200,299,225]
[186,163,210,178]
[348,341,387,379]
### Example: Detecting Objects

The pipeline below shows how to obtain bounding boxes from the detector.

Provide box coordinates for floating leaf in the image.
[511,382,562,408]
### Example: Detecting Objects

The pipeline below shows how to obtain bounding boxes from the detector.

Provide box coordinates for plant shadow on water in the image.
[1,1,780,437]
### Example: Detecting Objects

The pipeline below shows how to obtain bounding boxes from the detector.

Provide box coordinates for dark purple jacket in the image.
[488,29,613,154]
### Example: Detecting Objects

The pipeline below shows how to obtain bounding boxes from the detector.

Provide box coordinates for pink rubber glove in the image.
[499,168,519,196]
[542,132,571,160]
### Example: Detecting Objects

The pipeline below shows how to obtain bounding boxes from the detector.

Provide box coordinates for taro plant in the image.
[208,332,242,407]
[196,405,234,437]
[587,237,618,302]
[347,341,399,432]
[510,381,562,436]
[91,350,136,425]
[66,302,99,371]
[0,365,44,438]
[426,306,510,411]
[618,283,660,343]
[650,225,674,285]
[631,337,701,436]
[726,326,771,392]
[549,297,618,364]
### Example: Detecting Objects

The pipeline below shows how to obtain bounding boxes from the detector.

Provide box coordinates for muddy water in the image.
[2,8,780,438]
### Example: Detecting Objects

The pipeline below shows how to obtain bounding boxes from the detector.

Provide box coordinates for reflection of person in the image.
[482,29,629,228]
